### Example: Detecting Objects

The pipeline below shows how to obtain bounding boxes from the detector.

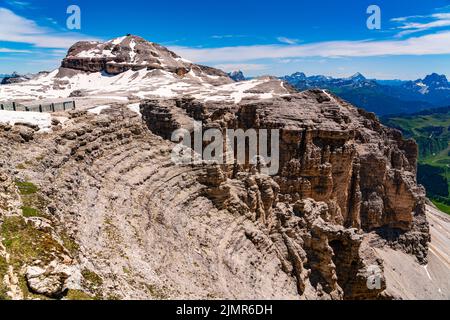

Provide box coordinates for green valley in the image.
[382,106,450,214]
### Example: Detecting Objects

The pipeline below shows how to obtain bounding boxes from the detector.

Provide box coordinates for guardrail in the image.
[0,101,76,112]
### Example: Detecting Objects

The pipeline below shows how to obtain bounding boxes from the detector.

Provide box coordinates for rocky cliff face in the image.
[138,89,429,299]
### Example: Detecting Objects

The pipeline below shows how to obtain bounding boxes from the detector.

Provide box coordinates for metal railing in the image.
[0,101,76,112]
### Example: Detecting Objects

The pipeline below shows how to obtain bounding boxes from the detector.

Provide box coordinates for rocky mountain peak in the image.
[61,35,231,80]
[228,70,246,82]
[290,72,307,79]
[421,73,449,87]
[349,72,366,82]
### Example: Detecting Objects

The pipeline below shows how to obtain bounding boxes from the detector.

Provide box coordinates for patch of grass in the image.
[15,181,39,196]
[60,232,79,257]
[65,289,94,300]
[82,269,103,287]
[35,155,45,162]
[14,180,49,219]
[81,268,103,298]
[104,217,122,242]
[21,206,43,218]
[15,163,27,170]
[0,285,9,300]
[0,286,8,300]
[0,255,9,300]
[0,216,66,299]
[0,255,7,277]
[432,200,450,216]
[1,216,65,266]
[122,266,131,275]
[145,283,168,300]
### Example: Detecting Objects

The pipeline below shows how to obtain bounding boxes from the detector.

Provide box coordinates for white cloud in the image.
[392,11,450,37]
[213,63,268,72]
[170,31,450,63]
[0,8,99,48]
[211,35,245,39]
[45,17,58,25]
[50,49,68,55]
[5,1,31,8]
[391,15,426,22]
[0,48,31,53]
[277,37,299,45]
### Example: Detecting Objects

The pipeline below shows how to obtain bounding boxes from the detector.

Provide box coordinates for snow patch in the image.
[229,80,262,103]
[0,110,52,131]
[423,265,432,281]
[416,82,429,94]
[175,57,193,64]
[110,36,127,45]
[127,103,141,115]
[129,39,137,63]
[88,105,111,115]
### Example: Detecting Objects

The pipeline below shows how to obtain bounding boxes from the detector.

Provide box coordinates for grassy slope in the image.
[382,107,450,215]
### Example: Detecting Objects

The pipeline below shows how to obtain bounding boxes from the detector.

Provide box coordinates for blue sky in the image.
[1,0,450,79]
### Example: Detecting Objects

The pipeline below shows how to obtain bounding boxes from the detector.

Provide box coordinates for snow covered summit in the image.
[62,35,228,79]
[0,35,293,103]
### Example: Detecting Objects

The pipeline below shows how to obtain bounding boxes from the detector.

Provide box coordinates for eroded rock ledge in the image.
[141,90,430,299]
[0,91,431,300]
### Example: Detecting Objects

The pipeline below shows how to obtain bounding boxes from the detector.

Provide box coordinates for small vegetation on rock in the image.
[145,283,169,300]
[65,289,94,300]
[0,255,9,300]
[1,216,66,299]
[1,216,65,266]
[15,181,38,195]
[81,268,103,298]
[14,180,48,218]
[20,206,42,218]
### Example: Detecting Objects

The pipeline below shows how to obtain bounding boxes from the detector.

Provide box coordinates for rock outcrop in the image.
[61,35,231,81]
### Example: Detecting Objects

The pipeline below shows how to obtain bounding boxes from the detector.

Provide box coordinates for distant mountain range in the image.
[229,70,450,116]
[4,61,450,116]
[0,73,12,82]
[281,72,450,116]
[0,71,50,85]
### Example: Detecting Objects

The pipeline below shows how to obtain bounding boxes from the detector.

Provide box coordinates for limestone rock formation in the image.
[139,90,429,298]
[61,35,231,81]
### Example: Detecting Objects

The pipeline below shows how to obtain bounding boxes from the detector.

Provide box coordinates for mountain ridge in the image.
[280,71,449,115]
